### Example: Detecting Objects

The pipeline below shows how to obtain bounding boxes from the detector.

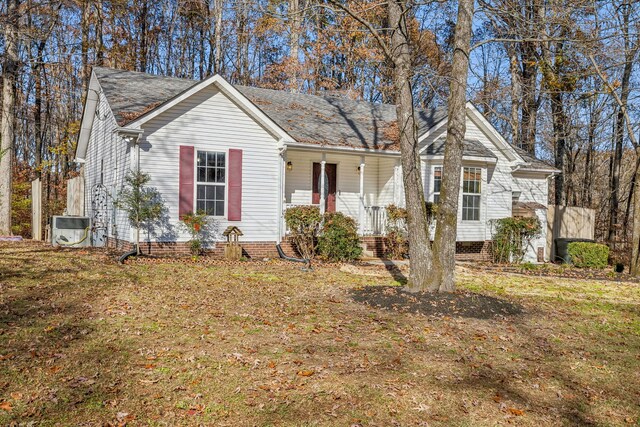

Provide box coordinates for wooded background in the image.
[0,0,638,262]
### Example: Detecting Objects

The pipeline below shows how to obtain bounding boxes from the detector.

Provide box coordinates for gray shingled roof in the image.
[92,67,549,167]
[424,138,497,159]
[94,67,194,126]
[235,85,447,150]
[93,66,447,150]
[512,145,557,170]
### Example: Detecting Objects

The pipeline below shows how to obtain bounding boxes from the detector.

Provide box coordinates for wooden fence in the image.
[546,205,596,261]
[31,179,42,241]
[66,176,85,216]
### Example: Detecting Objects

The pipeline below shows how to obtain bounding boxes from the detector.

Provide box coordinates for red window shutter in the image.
[179,146,195,218]
[228,149,243,221]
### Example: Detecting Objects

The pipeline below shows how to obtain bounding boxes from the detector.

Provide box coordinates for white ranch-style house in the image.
[74,67,558,261]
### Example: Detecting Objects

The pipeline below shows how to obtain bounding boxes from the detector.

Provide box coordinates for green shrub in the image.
[491,217,541,264]
[284,205,322,259]
[519,261,539,272]
[180,210,209,256]
[567,242,609,269]
[384,204,409,259]
[317,212,362,262]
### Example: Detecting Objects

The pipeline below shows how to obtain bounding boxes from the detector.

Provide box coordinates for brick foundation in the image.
[455,241,493,261]
[361,236,492,261]
[106,236,492,262]
[361,236,386,258]
[106,237,294,259]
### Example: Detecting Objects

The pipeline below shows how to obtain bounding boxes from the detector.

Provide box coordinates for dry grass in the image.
[0,242,639,426]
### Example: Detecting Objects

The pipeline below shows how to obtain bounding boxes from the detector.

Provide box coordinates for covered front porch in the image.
[282,147,403,236]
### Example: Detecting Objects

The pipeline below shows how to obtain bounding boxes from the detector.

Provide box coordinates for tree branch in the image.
[322,1,393,61]
[588,53,639,149]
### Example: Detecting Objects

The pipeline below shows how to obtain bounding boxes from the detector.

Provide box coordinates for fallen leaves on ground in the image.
[0,242,639,426]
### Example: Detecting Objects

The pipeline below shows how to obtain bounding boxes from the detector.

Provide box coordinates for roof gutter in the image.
[114,127,144,142]
[512,164,560,175]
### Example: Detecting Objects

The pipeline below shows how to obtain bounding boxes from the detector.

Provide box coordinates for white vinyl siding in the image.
[83,91,131,243]
[419,115,513,241]
[139,84,281,243]
[377,157,398,207]
[514,172,550,262]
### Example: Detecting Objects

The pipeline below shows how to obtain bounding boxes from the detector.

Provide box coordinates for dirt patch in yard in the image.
[351,286,523,319]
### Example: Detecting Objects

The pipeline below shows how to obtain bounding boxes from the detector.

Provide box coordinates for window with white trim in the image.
[433,166,442,204]
[462,167,481,221]
[196,151,226,216]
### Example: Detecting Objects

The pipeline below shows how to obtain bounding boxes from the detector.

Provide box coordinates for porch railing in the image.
[362,206,387,236]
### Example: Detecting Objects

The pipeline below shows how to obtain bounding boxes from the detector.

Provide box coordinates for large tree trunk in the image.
[428,0,474,292]
[213,0,223,74]
[34,40,46,179]
[631,146,640,276]
[551,91,567,206]
[138,1,149,73]
[96,0,105,65]
[607,0,633,243]
[0,0,20,235]
[506,43,521,144]
[519,0,542,154]
[80,0,90,94]
[519,41,538,154]
[288,0,302,92]
[388,0,433,292]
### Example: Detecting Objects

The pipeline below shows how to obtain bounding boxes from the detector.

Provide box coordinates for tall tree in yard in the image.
[428,0,474,292]
[327,0,435,290]
[0,0,20,235]
[387,0,434,290]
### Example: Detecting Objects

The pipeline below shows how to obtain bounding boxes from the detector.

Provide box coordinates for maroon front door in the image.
[312,163,337,212]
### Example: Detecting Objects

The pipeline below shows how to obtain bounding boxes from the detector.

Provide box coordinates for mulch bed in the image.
[351,286,523,319]
[465,262,640,284]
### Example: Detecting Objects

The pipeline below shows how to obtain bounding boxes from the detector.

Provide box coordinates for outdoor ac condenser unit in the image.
[51,216,91,248]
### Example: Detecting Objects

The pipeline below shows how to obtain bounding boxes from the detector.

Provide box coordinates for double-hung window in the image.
[196,151,226,216]
[433,166,442,204]
[462,167,481,221]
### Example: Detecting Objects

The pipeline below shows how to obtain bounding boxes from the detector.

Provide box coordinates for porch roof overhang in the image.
[285,141,499,165]
[283,141,401,157]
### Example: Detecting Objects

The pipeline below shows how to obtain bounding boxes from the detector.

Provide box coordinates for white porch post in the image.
[319,153,326,215]
[359,156,366,234]
[393,158,404,207]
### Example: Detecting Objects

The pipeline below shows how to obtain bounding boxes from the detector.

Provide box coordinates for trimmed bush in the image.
[318,212,362,262]
[285,205,322,259]
[567,242,609,269]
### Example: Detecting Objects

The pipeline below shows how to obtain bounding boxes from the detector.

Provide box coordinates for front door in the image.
[312,163,337,212]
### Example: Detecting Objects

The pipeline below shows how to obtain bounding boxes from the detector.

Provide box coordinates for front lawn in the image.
[1,242,638,426]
